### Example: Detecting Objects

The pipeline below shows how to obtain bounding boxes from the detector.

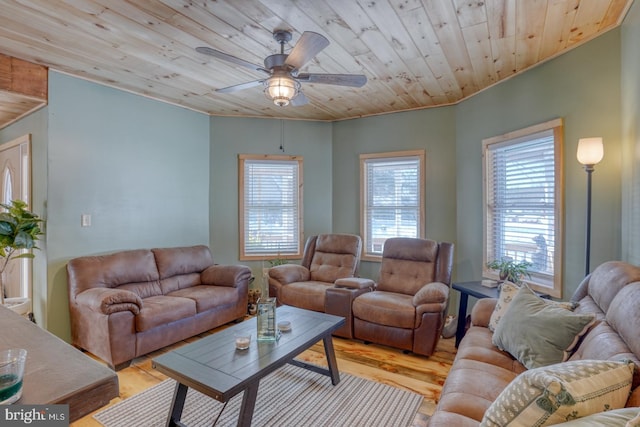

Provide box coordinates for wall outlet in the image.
[81,214,91,227]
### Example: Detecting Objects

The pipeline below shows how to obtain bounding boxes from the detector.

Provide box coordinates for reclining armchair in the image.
[351,237,454,356]
[268,234,364,327]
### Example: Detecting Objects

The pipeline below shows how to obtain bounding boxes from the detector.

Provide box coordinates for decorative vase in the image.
[256,297,277,341]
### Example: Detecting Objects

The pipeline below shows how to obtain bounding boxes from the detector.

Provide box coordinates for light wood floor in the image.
[70,325,456,427]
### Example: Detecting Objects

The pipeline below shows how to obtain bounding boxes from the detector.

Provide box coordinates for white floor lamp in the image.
[576,137,604,276]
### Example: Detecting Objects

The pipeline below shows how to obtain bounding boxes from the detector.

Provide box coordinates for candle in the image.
[235,334,251,350]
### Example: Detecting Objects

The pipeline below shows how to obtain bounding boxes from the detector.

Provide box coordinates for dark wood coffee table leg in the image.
[166,382,188,427]
[322,334,340,385]
[237,381,259,427]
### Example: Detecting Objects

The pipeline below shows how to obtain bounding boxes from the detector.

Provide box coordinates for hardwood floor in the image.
[70,325,456,427]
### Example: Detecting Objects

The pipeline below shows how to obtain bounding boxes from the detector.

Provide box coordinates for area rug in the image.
[94,364,423,427]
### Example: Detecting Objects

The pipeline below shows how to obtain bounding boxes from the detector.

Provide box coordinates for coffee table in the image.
[152,305,345,427]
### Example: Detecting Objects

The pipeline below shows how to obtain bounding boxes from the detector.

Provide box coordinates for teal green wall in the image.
[209,116,332,283]
[455,29,622,298]
[332,108,457,280]
[45,72,210,339]
[621,0,640,264]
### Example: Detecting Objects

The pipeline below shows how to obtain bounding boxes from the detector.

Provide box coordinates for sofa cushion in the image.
[455,326,527,374]
[135,295,196,332]
[584,261,640,314]
[67,249,162,299]
[437,358,520,422]
[153,245,214,279]
[308,234,360,283]
[377,238,438,295]
[167,285,240,313]
[480,359,635,427]
[279,281,334,312]
[352,291,416,329]
[549,407,640,427]
[489,282,577,332]
[493,285,595,369]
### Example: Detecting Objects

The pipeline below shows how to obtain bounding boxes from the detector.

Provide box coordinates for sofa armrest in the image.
[470,297,497,327]
[75,288,142,315]
[268,264,310,285]
[201,264,252,287]
[335,277,375,290]
[412,282,449,306]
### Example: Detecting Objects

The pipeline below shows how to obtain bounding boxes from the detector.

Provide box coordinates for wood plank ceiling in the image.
[0,0,633,123]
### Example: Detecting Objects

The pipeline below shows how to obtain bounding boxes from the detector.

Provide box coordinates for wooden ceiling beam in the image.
[0,53,48,101]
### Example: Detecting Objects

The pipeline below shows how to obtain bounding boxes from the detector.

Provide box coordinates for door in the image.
[0,134,32,299]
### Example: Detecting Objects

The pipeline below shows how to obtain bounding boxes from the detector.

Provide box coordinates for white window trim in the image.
[360,149,425,261]
[238,154,303,261]
[482,118,564,298]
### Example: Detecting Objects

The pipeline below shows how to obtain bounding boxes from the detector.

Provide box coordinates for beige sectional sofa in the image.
[67,245,251,370]
[429,261,640,426]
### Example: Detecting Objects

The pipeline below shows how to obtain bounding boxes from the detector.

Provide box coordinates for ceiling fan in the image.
[196,30,367,107]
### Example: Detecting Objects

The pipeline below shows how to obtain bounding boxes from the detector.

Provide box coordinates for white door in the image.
[0,134,32,299]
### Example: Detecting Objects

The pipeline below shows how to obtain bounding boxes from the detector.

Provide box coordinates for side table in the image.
[452,281,499,347]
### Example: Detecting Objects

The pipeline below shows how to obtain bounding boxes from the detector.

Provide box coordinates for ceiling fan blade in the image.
[296,73,367,87]
[284,31,329,70]
[216,79,265,93]
[196,47,268,74]
[290,91,309,107]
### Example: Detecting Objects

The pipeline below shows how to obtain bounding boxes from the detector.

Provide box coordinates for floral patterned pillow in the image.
[481,359,635,427]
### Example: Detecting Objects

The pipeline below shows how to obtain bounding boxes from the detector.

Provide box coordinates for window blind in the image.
[486,130,556,278]
[364,156,421,255]
[243,159,300,256]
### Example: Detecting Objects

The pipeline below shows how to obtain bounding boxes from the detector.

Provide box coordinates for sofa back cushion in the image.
[308,234,361,283]
[153,245,214,294]
[67,249,161,299]
[570,261,640,390]
[377,238,439,295]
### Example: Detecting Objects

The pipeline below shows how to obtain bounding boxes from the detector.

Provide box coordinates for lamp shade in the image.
[264,75,300,107]
[577,137,604,166]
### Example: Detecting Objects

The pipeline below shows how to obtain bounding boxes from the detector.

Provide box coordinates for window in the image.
[483,119,563,298]
[239,154,303,260]
[360,150,425,260]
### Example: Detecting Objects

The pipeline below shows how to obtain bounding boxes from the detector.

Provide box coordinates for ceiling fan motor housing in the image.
[264,54,289,71]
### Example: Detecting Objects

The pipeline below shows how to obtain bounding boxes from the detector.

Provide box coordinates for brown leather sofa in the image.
[428,261,640,426]
[67,245,251,370]
[268,234,362,310]
[346,238,454,356]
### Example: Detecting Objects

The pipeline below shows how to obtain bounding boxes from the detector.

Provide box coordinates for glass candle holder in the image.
[234,333,251,351]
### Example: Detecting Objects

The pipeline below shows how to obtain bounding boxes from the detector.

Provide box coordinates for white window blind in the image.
[361,152,424,257]
[241,157,301,258]
[485,129,558,287]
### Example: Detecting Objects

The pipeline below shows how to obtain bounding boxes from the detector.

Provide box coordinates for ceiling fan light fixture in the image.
[264,75,300,107]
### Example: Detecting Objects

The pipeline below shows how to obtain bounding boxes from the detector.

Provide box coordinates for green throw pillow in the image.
[481,359,635,427]
[489,282,578,332]
[492,285,595,369]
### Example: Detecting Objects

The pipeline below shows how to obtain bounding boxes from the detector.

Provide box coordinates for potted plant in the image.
[486,257,532,284]
[0,200,43,313]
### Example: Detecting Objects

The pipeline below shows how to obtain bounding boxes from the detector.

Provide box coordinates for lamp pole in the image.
[584,164,594,276]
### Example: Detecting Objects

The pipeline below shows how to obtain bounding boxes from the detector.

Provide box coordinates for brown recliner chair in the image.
[351,237,454,356]
[268,234,363,317]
